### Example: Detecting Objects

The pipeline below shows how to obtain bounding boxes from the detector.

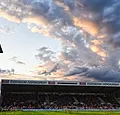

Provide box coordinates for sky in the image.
[0,0,120,82]
[0,18,61,74]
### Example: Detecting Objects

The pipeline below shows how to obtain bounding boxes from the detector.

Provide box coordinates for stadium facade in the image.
[1,79,120,111]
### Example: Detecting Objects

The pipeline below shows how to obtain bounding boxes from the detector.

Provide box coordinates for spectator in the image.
[1,93,120,110]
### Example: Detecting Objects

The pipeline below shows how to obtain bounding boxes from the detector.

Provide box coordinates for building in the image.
[1,79,120,111]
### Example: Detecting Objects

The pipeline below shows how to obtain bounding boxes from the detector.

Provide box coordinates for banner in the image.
[1,79,120,87]
[2,80,47,85]
[86,82,120,87]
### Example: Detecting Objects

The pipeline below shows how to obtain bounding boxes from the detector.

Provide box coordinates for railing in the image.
[2,108,120,112]
[22,108,120,111]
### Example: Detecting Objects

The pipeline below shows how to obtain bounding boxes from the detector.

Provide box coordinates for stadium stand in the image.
[1,79,120,111]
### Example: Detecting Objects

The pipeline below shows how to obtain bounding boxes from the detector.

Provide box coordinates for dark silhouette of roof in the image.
[1,79,120,94]
[0,45,3,53]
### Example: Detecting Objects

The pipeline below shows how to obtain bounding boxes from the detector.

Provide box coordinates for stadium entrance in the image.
[1,79,120,111]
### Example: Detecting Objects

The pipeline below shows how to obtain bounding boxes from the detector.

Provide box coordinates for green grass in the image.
[0,111,120,115]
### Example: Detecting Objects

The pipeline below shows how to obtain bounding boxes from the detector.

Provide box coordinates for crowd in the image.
[1,93,120,110]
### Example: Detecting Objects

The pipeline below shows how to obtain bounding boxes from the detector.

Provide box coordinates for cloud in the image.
[35,46,56,64]
[10,56,26,65]
[54,0,70,12]
[106,48,120,70]
[64,48,120,81]
[90,44,106,57]
[22,16,48,26]
[17,61,25,65]
[38,62,60,75]
[73,17,99,37]
[30,26,50,37]
[35,47,63,76]
[0,0,48,27]
[0,9,21,23]
[10,56,17,61]
[0,73,47,81]
[64,66,120,82]
[0,26,15,34]
[1,0,120,81]
[64,67,88,76]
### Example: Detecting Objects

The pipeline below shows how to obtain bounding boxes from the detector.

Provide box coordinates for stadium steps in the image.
[46,95,49,104]
[115,98,120,104]
[98,97,105,103]
[113,95,120,104]
[73,96,79,103]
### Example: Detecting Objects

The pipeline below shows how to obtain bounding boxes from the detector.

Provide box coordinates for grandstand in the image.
[1,79,120,111]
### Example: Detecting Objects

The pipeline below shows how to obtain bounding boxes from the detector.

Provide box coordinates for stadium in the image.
[1,79,120,114]
[1,0,120,114]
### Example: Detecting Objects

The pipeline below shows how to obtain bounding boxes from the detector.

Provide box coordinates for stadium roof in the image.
[1,79,120,93]
[0,45,3,53]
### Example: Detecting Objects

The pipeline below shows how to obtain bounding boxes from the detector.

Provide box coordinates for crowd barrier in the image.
[22,108,120,112]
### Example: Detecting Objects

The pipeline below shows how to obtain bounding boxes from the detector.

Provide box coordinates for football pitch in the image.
[0,111,120,115]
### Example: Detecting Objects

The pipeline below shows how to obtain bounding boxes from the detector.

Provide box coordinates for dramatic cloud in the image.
[35,46,59,75]
[1,0,120,81]
[38,62,60,75]
[65,66,120,82]
[30,26,50,37]
[73,17,99,37]
[90,44,106,57]
[0,9,21,23]
[35,46,56,64]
